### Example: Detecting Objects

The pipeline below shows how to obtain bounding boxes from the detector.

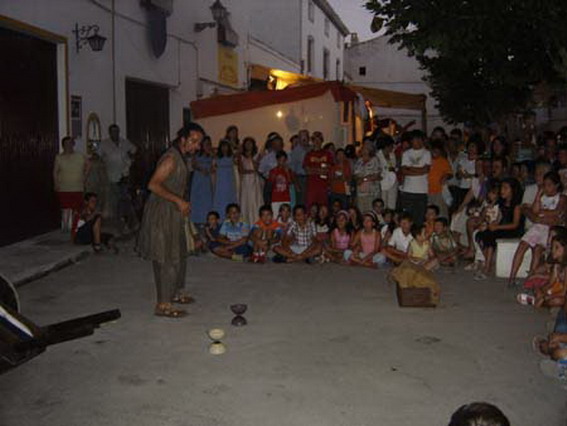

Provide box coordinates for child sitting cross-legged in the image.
[277,203,292,231]
[384,213,414,265]
[517,234,567,309]
[430,217,458,267]
[345,212,387,268]
[424,204,439,238]
[323,210,352,264]
[408,223,437,271]
[204,211,222,253]
[273,205,321,263]
[249,205,282,263]
[213,203,252,262]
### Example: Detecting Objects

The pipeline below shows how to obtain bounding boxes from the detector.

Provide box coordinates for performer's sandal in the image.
[172,293,195,305]
[154,303,187,318]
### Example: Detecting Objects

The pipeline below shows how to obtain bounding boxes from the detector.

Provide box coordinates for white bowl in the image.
[208,328,225,341]
[209,342,226,355]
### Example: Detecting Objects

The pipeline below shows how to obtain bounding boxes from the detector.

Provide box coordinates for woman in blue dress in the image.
[213,139,237,218]
[190,136,214,225]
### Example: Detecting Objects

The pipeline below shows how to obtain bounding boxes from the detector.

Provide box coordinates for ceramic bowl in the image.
[208,328,225,341]
[230,304,247,315]
[231,315,247,327]
[209,342,226,355]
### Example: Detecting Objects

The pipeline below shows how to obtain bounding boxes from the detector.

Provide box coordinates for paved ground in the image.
[1,247,566,426]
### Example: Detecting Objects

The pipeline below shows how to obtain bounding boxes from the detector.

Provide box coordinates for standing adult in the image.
[428,140,453,218]
[354,145,381,213]
[53,136,88,232]
[303,131,333,208]
[376,136,398,210]
[99,124,137,224]
[259,133,283,205]
[189,136,214,225]
[455,140,479,209]
[329,148,352,209]
[400,130,431,225]
[238,137,264,225]
[137,123,204,318]
[213,140,238,217]
[290,129,310,206]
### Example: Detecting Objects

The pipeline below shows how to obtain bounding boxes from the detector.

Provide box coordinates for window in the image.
[307,37,314,73]
[359,66,367,76]
[323,48,330,80]
[324,18,330,37]
[308,0,314,23]
[336,59,341,80]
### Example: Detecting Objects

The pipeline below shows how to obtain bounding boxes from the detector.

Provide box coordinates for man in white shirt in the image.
[99,124,137,223]
[400,131,431,225]
[259,133,284,204]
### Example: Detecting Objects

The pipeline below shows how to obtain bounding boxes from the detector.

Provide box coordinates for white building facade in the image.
[345,35,449,132]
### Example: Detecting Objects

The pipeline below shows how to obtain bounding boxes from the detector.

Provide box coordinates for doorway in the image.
[0,26,60,246]
[125,79,170,192]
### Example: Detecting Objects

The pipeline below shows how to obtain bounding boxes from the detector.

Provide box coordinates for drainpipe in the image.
[111,0,116,123]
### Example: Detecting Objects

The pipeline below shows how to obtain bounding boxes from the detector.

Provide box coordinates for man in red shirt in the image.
[303,131,334,208]
[268,151,295,215]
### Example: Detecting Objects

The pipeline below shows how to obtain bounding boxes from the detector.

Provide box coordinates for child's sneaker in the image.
[517,293,535,306]
[272,254,286,263]
[464,261,480,271]
[231,254,244,262]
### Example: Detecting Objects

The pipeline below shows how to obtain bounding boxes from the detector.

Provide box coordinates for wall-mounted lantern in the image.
[72,23,107,53]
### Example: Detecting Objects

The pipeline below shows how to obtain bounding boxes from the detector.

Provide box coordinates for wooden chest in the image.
[396,283,437,308]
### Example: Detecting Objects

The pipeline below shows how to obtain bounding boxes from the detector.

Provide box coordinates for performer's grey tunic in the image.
[137,147,187,264]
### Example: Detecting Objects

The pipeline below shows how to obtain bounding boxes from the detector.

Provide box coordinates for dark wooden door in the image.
[125,79,170,191]
[0,27,59,246]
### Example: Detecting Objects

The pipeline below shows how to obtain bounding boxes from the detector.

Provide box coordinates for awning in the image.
[348,84,426,111]
[191,81,357,119]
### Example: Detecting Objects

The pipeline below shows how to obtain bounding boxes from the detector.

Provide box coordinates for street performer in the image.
[137,123,204,318]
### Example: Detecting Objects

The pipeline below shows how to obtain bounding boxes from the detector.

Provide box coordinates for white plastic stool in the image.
[496,239,532,279]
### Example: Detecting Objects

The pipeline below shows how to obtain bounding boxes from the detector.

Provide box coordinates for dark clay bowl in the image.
[231,315,247,327]
[230,304,247,315]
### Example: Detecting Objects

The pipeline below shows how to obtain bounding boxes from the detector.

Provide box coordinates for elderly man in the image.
[137,123,204,318]
[99,124,137,226]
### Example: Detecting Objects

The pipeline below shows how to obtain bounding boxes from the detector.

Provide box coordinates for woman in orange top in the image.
[428,141,453,218]
[329,148,352,210]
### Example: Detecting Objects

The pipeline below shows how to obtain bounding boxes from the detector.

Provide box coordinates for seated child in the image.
[345,212,386,268]
[523,226,567,291]
[430,218,458,267]
[73,192,114,253]
[384,213,414,265]
[380,208,396,244]
[273,205,321,263]
[213,203,252,261]
[250,205,282,263]
[268,151,295,216]
[372,198,385,225]
[315,205,331,245]
[517,234,567,308]
[277,203,292,231]
[204,211,222,252]
[348,206,363,232]
[324,210,352,264]
[408,223,436,270]
[424,204,439,238]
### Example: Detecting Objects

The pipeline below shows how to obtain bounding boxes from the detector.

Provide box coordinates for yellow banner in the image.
[218,45,239,87]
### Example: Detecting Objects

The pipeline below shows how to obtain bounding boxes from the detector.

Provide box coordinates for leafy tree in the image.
[365,0,567,125]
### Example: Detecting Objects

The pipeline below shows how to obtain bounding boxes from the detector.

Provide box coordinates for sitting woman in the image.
[450,159,488,256]
[324,210,352,264]
[345,212,386,268]
[474,178,524,280]
[508,171,566,287]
